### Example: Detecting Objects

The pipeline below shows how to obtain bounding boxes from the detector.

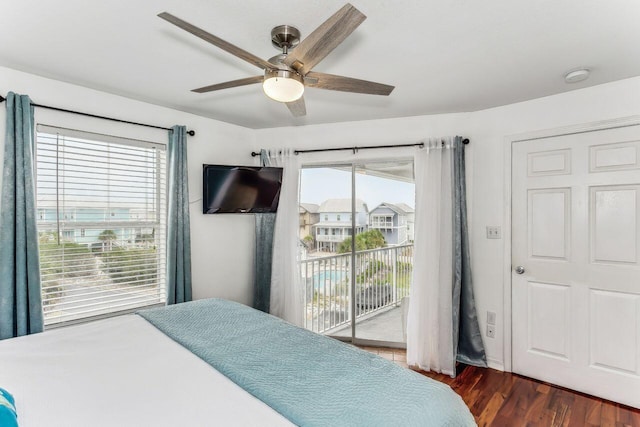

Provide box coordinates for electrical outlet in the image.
[486,226,501,239]
[486,324,496,339]
[487,311,496,326]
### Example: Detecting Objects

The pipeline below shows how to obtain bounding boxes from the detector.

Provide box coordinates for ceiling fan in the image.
[158,4,394,117]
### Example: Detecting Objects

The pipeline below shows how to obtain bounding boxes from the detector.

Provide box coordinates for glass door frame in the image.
[301,158,414,349]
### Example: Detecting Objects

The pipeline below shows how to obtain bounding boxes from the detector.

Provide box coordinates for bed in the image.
[0,298,476,426]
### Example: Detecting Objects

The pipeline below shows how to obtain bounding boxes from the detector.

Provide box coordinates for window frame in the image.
[35,124,168,327]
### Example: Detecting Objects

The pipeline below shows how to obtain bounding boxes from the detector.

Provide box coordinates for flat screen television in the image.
[202,164,283,214]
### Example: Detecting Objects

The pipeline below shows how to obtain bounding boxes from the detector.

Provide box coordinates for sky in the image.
[299,167,415,210]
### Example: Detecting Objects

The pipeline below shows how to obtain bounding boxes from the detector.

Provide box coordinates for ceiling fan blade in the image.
[192,76,264,93]
[286,97,306,117]
[283,4,366,75]
[158,12,274,70]
[305,72,394,95]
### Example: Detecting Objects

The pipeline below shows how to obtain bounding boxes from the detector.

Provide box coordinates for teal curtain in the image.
[253,149,275,312]
[166,125,192,304]
[253,212,276,312]
[452,136,487,367]
[0,92,43,340]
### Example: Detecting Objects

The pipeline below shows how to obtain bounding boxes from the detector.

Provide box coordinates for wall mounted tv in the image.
[202,164,283,214]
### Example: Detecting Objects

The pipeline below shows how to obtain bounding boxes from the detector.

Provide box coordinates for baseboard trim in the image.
[487,357,505,372]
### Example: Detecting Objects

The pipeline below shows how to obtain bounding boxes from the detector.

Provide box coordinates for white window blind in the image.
[35,125,167,326]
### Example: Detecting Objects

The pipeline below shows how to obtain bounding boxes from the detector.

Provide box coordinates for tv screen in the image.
[202,165,283,214]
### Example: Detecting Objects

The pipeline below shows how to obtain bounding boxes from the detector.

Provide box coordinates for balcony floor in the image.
[328,305,406,344]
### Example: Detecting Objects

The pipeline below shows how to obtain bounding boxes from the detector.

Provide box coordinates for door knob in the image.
[515,265,525,274]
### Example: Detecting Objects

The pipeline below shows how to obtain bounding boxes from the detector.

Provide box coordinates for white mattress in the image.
[0,314,294,427]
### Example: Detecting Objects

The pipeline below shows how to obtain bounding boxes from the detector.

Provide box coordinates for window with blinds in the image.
[35,125,167,326]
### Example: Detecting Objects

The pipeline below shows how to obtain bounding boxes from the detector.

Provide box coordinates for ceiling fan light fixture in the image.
[263,69,304,103]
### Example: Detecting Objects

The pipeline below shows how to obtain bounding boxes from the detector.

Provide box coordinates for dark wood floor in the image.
[361,347,640,427]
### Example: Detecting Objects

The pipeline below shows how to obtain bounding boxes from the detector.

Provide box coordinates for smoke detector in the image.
[564,68,590,84]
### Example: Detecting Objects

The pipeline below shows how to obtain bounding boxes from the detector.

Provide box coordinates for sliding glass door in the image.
[299,166,351,335]
[299,160,415,347]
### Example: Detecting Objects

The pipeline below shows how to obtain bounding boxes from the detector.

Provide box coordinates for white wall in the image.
[0,66,258,306]
[3,65,640,369]
[255,76,640,369]
[466,76,640,369]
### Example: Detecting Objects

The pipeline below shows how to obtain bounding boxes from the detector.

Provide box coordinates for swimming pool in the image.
[312,271,347,289]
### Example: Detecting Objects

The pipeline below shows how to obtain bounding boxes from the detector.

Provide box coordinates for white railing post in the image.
[392,246,398,306]
[347,254,352,330]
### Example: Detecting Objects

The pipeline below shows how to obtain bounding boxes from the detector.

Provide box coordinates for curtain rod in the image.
[250,138,469,157]
[0,94,195,136]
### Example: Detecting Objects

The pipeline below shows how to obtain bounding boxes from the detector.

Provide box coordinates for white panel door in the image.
[512,126,640,408]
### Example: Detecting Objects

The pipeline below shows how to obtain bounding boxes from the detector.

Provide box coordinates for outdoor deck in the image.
[328,305,406,344]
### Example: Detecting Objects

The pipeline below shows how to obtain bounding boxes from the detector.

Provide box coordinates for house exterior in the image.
[369,202,414,245]
[314,198,368,252]
[394,202,415,243]
[36,203,157,249]
[299,203,320,243]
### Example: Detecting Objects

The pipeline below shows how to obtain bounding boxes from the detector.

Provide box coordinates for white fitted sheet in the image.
[0,314,294,427]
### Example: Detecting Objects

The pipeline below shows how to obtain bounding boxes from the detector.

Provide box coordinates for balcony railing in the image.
[300,244,413,334]
[370,221,394,228]
[315,235,348,242]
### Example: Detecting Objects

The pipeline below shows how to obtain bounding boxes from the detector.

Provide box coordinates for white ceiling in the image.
[2,0,639,129]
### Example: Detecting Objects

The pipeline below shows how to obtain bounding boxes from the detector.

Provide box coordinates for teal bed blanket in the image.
[138,299,476,427]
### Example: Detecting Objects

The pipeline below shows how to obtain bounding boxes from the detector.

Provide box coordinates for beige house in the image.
[299,203,320,246]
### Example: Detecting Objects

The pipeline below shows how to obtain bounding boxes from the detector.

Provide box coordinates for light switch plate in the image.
[487,311,496,325]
